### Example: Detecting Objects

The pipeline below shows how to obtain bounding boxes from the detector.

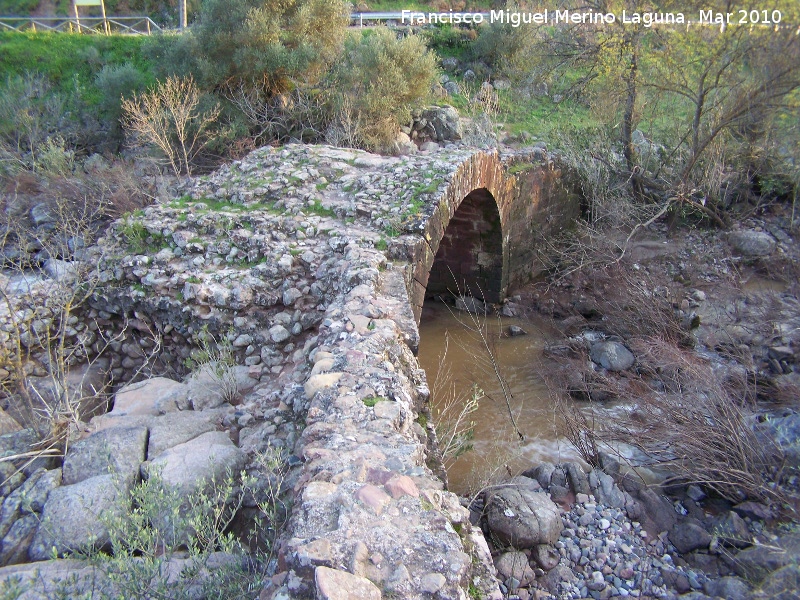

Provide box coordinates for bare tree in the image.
[122,76,220,177]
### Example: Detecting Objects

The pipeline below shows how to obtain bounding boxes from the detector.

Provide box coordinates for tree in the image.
[517,0,800,222]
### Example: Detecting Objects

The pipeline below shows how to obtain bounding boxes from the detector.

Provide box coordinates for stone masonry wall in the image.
[403,148,579,323]
[0,143,580,599]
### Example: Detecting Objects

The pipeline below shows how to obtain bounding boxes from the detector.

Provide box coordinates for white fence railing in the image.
[0,16,161,34]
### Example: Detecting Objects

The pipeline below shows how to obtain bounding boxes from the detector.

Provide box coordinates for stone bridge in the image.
[4,144,579,598]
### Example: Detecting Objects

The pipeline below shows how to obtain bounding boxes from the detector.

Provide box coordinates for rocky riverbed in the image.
[474,203,800,600]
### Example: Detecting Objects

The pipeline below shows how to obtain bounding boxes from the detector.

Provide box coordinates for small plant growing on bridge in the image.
[186,328,239,405]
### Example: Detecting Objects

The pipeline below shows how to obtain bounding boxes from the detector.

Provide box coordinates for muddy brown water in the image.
[418,302,587,495]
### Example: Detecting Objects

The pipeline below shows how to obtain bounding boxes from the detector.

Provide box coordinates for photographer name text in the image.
[400,8,785,28]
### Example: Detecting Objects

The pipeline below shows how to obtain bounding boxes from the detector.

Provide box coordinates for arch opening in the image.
[425,188,504,304]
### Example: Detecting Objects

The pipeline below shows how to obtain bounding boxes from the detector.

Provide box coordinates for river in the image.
[417,301,586,496]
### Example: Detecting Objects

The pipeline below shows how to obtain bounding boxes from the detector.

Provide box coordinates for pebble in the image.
[507,489,713,600]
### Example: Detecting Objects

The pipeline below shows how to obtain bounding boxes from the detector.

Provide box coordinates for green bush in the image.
[330,28,437,150]
[141,30,201,80]
[191,0,349,95]
[471,19,537,81]
[96,62,150,146]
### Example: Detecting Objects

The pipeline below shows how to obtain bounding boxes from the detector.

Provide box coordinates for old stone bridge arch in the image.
[407,150,578,323]
[44,144,583,600]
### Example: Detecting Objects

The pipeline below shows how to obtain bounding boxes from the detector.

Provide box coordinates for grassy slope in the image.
[0,31,153,104]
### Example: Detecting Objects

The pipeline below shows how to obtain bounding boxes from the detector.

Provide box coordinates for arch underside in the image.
[426,188,504,304]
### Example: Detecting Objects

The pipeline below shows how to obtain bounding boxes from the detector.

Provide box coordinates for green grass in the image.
[304,199,336,217]
[495,90,599,137]
[0,31,155,106]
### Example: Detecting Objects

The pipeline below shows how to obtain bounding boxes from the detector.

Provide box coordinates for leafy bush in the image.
[330,28,437,150]
[191,0,349,95]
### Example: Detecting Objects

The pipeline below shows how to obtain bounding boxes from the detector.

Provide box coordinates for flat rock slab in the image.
[147,410,223,460]
[315,566,382,600]
[148,430,246,495]
[87,409,224,461]
[111,377,187,416]
[63,426,147,485]
[0,559,106,599]
[29,474,124,560]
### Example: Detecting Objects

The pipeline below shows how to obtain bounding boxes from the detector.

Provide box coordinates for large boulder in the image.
[0,514,38,566]
[590,341,635,371]
[147,431,246,496]
[732,533,800,583]
[728,230,776,257]
[62,426,147,485]
[146,410,222,460]
[759,565,800,600]
[420,106,462,142]
[29,474,124,560]
[495,551,535,587]
[0,559,106,598]
[110,377,188,416]
[484,486,563,548]
[669,519,712,554]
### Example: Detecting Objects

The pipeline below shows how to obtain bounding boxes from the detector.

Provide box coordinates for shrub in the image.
[329,28,438,150]
[122,75,221,176]
[95,63,149,145]
[470,14,537,81]
[192,0,349,95]
[0,73,67,166]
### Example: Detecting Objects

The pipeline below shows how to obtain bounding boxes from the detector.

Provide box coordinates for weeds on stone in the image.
[185,328,239,405]
[6,450,290,599]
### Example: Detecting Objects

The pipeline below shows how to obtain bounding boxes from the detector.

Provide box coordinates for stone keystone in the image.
[315,566,382,600]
